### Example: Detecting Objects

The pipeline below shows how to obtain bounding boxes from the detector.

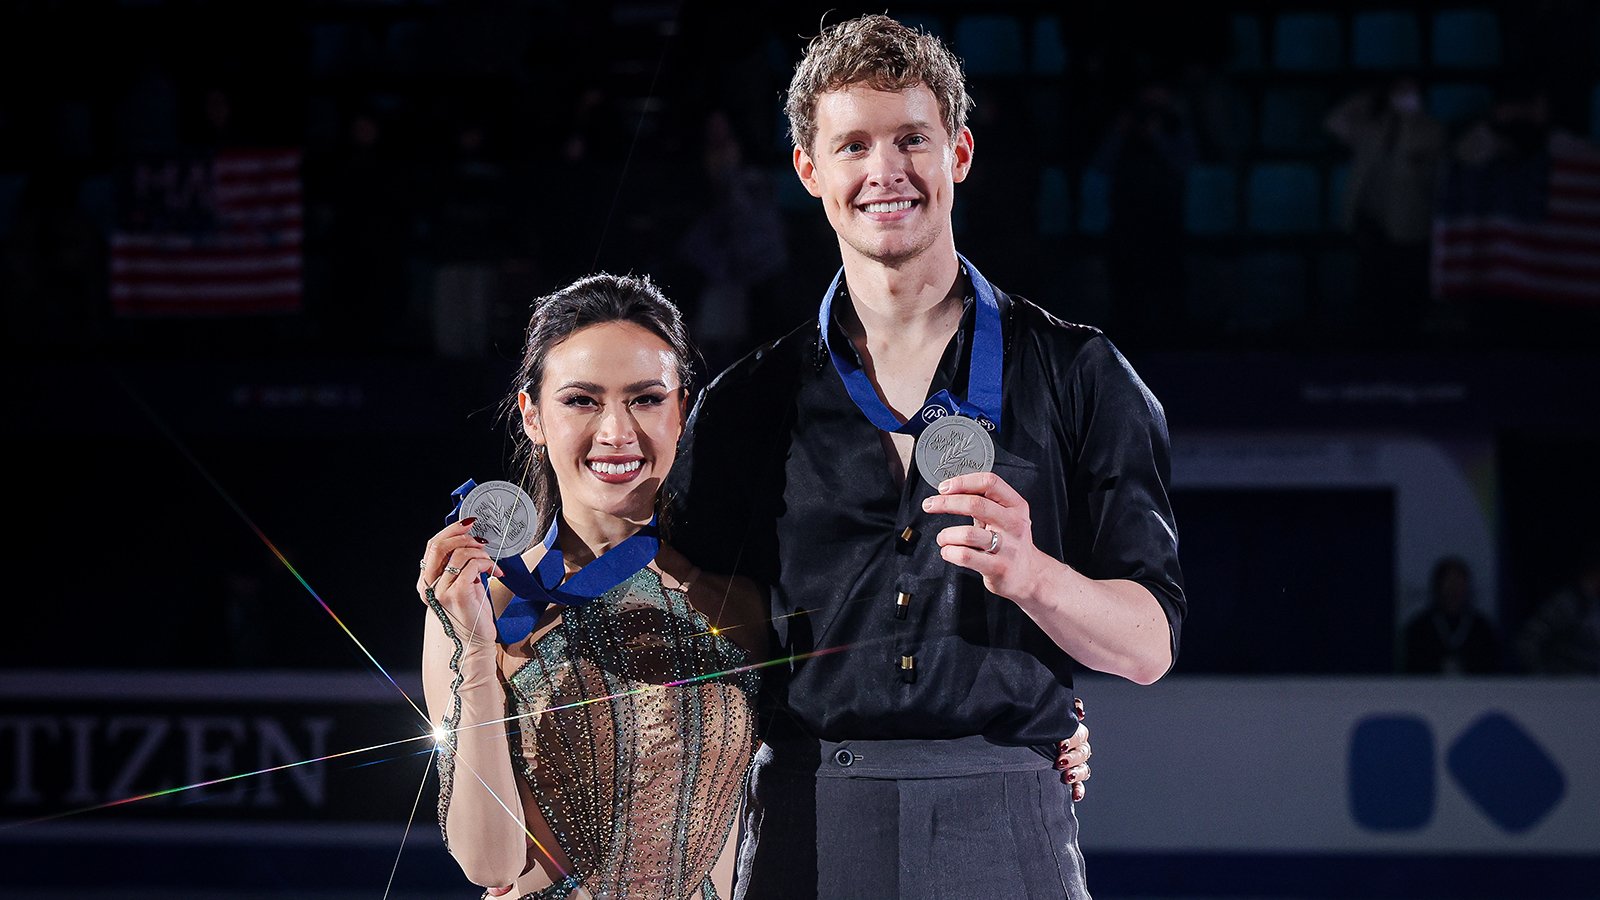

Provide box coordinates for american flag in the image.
[110,148,302,316]
[1432,131,1600,305]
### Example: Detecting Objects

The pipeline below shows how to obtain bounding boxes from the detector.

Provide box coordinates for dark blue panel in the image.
[1171,489,1395,674]
[1448,712,1565,833]
[1185,165,1239,235]
[1230,14,1263,71]
[1432,10,1501,68]
[1247,163,1322,232]
[1032,16,1066,75]
[1079,169,1109,235]
[1091,851,1600,899]
[1350,715,1435,830]
[956,15,1025,74]
[1590,83,1600,143]
[1273,13,1342,71]
[1352,11,1422,69]
[0,172,29,240]
[1038,166,1071,237]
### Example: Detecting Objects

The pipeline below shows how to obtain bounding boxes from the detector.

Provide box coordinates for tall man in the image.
[668,15,1184,898]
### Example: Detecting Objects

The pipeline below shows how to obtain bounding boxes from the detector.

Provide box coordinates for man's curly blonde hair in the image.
[785,14,973,154]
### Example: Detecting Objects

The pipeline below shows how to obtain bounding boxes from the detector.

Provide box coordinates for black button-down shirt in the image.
[666,276,1185,747]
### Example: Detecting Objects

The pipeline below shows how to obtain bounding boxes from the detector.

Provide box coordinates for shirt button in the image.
[894,590,912,620]
[896,525,916,554]
[833,748,855,767]
[899,655,917,684]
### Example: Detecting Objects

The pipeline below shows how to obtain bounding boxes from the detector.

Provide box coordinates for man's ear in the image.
[951,126,975,184]
[794,145,823,198]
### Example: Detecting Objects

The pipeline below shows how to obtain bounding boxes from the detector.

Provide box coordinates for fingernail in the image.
[475,536,489,544]
[460,517,477,526]
[921,498,933,511]
[938,480,951,493]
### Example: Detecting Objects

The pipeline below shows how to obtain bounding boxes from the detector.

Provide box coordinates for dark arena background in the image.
[3,2,1598,898]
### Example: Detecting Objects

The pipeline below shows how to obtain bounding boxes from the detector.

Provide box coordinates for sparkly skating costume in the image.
[429,566,759,899]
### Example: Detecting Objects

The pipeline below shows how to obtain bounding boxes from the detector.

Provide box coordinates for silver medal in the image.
[458,480,539,558]
[914,415,996,488]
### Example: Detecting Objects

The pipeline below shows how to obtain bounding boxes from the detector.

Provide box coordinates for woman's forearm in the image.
[422,605,527,887]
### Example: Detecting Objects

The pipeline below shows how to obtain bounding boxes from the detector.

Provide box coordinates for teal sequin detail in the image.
[425,588,467,851]
[505,568,759,900]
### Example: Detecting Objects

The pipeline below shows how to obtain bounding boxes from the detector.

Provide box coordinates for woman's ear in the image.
[519,391,544,445]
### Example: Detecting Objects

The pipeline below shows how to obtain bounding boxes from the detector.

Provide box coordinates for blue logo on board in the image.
[1348,712,1564,833]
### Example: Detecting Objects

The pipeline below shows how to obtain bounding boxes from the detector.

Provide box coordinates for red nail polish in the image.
[460,517,477,526]
[475,536,489,544]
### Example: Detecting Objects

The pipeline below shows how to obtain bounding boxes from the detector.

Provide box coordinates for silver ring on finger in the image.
[443,565,463,576]
[985,529,1000,554]
[418,559,427,569]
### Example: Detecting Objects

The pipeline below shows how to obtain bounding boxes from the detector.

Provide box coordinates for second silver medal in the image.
[914,415,996,488]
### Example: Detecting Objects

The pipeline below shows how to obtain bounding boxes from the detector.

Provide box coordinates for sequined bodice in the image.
[504,567,759,899]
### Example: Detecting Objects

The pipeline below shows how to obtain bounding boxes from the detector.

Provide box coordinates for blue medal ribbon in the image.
[818,252,1003,437]
[447,479,660,644]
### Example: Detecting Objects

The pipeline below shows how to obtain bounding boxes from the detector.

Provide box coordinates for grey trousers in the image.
[733,735,1091,900]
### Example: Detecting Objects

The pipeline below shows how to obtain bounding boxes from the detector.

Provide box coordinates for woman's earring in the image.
[533,444,545,461]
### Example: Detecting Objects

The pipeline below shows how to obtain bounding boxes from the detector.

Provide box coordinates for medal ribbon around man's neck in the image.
[448,479,660,644]
[818,252,1004,437]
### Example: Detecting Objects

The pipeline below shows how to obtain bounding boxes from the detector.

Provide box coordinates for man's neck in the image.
[838,245,965,350]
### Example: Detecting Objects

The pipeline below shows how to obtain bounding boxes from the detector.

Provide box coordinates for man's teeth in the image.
[589,460,643,475]
[863,200,914,213]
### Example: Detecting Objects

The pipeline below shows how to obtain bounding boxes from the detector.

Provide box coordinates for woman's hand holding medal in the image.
[922,471,1043,603]
[417,516,506,649]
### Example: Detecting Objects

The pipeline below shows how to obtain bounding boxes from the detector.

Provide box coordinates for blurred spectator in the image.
[1092,82,1195,342]
[1324,76,1444,337]
[1515,536,1600,675]
[675,109,787,370]
[1403,556,1500,674]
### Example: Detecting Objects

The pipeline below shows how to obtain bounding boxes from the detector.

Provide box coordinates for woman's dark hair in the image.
[504,273,698,533]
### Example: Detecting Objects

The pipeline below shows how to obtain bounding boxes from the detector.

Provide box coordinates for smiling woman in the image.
[414,273,769,899]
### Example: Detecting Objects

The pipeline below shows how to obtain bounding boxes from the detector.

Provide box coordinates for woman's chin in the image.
[568,484,659,524]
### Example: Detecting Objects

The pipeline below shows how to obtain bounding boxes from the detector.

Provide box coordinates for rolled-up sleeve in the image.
[1063,335,1186,667]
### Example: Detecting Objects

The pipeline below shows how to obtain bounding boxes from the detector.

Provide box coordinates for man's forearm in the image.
[1012,553,1173,685]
